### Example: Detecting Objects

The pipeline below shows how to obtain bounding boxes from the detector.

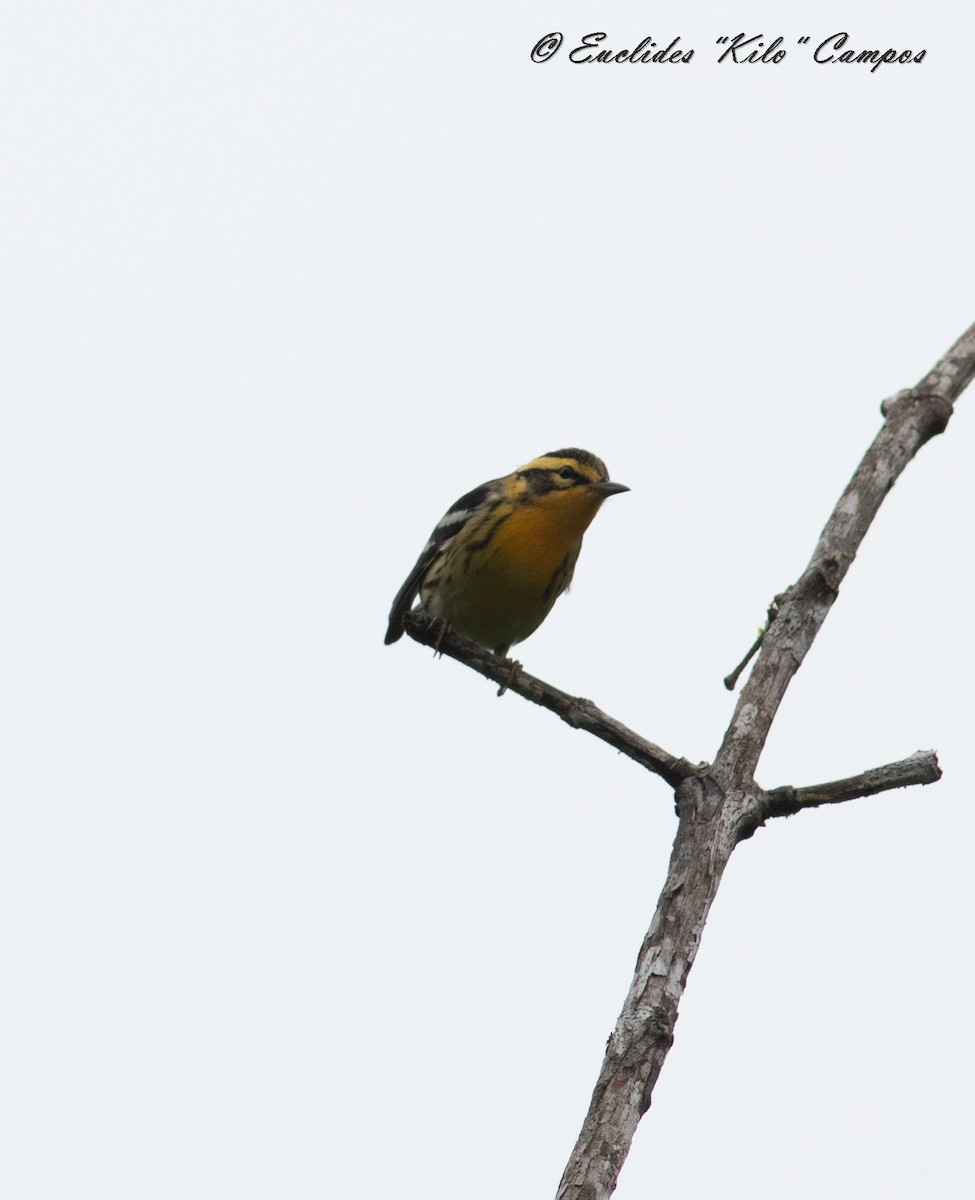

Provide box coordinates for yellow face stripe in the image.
[515,452,609,485]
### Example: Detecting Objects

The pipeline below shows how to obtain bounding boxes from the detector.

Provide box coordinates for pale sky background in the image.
[2,2,974,1198]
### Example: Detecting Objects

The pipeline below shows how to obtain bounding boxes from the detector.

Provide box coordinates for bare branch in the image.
[401,611,695,788]
[912,317,975,400]
[763,750,942,819]
[553,321,973,1200]
[393,323,974,1200]
[715,321,975,788]
[556,774,735,1200]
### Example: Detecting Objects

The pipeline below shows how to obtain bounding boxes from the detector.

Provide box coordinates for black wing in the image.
[384,480,497,645]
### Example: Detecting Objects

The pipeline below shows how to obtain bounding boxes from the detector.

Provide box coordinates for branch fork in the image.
[399,318,975,1200]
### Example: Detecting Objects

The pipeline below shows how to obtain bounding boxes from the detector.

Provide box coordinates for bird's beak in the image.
[592,480,630,496]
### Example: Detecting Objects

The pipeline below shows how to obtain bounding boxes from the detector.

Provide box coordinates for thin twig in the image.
[763,750,942,818]
[723,600,779,690]
[402,611,695,788]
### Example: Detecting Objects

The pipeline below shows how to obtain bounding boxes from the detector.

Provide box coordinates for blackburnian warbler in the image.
[385,449,628,657]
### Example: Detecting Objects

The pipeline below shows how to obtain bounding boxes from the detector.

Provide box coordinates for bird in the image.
[384,448,629,657]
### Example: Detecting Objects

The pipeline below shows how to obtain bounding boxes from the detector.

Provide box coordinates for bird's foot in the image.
[496,657,523,697]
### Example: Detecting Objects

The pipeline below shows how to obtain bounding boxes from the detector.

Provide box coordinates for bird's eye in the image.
[558,466,576,480]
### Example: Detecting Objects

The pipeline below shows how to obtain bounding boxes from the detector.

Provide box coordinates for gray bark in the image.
[402,318,975,1200]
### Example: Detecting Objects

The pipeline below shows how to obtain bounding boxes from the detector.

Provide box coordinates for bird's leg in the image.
[496,656,522,697]
[430,616,451,656]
